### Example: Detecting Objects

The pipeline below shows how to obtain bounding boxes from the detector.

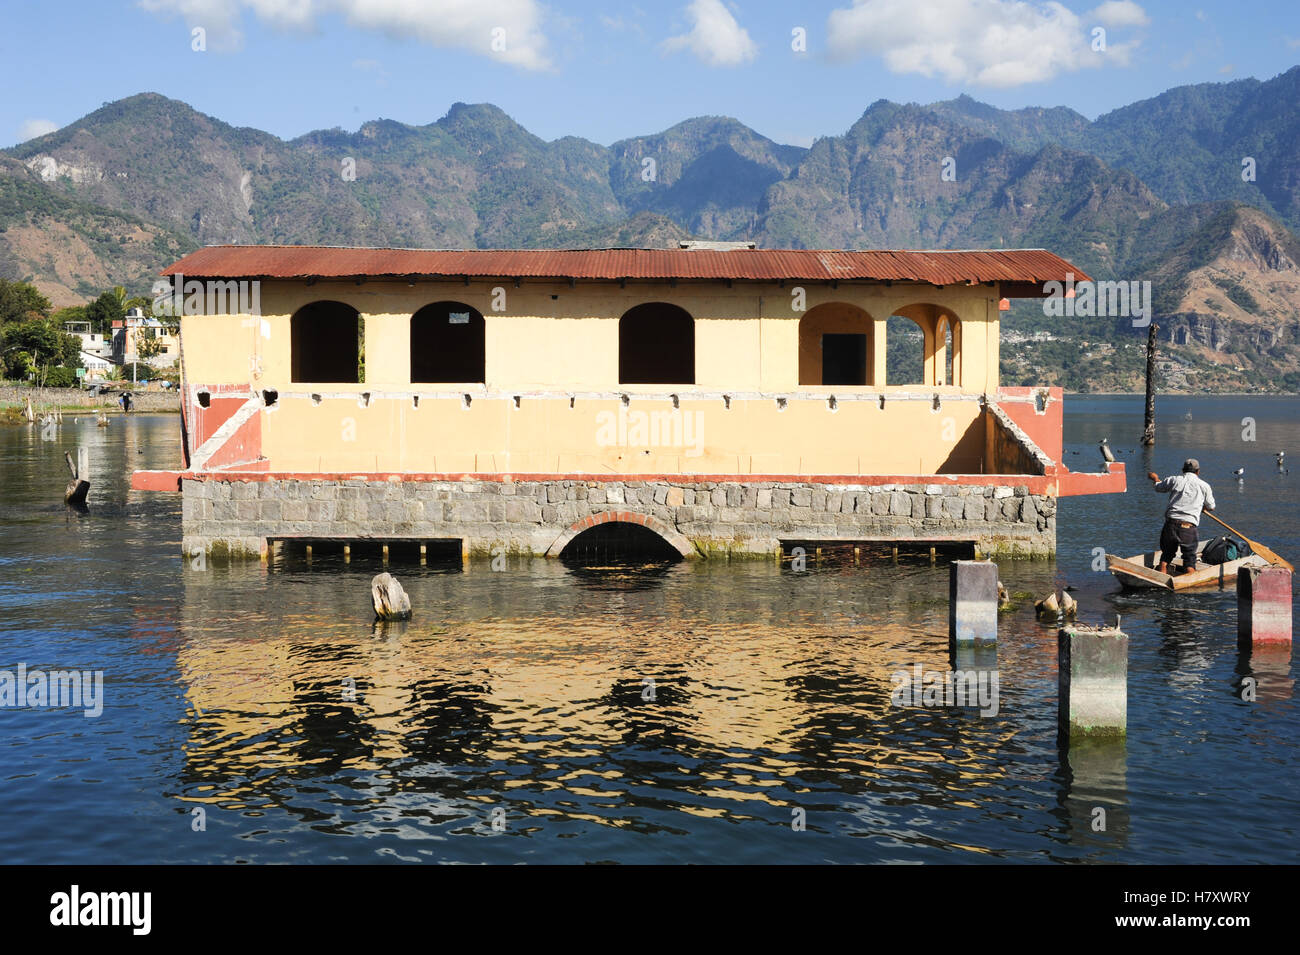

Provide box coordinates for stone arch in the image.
[545,509,696,558]
[889,303,962,387]
[798,302,875,386]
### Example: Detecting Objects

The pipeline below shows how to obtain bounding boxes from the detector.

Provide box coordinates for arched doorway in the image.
[798,302,875,386]
[411,301,485,383]
[291,301,363,383]
[619,303,695,384]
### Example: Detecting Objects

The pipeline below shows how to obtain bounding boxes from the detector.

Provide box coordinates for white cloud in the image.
[19,119,59,141]
[1091,1,1148,27]
[826,0,1147,88]
[138,0,552,69]
[662,0,757,67]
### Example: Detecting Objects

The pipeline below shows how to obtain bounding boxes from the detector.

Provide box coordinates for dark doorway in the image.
[821,333,868,386]
[291,301,362,383]
[411,301,486,383]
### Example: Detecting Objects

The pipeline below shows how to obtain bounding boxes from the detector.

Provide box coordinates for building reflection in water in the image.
[168,553,1125,854]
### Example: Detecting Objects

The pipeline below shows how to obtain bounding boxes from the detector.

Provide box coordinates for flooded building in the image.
[132,245,1125,559]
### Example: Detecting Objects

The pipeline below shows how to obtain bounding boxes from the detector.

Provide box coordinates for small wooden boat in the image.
[1106,541,1271,591]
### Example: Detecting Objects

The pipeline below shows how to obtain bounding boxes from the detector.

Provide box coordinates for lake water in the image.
[1,396,1296,864]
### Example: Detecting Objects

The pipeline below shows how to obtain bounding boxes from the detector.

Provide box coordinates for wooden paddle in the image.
[1205,512,1294,572]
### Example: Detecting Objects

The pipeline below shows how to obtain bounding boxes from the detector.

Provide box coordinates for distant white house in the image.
[79,350,113,379]
[63,320,112,359]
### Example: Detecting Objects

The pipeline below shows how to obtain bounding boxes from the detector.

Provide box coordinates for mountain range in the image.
[5,66,1300,392]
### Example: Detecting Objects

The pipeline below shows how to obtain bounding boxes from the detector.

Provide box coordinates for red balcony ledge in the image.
[132,462,1124,495]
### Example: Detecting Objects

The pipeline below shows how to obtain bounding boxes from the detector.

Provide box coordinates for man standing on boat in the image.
[1147,458,1216,575]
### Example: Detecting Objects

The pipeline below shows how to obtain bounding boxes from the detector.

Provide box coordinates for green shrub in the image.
[43,366,79,388]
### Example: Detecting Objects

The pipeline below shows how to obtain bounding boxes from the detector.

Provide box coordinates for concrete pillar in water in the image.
[1238,566,1293,648]
[949,560,998,645]
[1058,626,1127,739]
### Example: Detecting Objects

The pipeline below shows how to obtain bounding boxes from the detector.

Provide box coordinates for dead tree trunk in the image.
[1141,322,1159,447]
[64,448,90,506]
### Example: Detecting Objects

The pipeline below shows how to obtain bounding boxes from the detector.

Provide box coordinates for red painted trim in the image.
[1057,462,1127,497]
[132,471,183,491]
[135,468,1066,493]
[994,386,1064,464]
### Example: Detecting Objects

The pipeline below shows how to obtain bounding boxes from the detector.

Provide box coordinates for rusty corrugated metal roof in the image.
[161,245,1091,285]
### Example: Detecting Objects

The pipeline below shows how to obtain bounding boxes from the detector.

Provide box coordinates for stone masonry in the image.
[181,477,1057,560]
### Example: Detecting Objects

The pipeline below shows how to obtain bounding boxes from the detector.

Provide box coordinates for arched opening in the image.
[558,522,685,564]
[888,304,962,387]
[619,303,694,384]
[291,301,363,383]
[885,314,926,386]
[411,301,486,383]
[798,302,875,386]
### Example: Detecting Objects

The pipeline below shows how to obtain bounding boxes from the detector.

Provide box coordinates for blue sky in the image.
[5,0,1299,149]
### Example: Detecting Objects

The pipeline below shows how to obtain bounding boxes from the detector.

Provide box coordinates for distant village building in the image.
[63,320,111,357]
[112,307,180,367]
[62,320,114,380]
[133,245,1125,560]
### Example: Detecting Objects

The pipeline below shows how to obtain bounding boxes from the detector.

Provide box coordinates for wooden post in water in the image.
[64,449,90,505]
[1141,322,1159,447]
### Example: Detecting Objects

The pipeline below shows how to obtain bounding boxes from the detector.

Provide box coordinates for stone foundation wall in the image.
[181,477,1056,560]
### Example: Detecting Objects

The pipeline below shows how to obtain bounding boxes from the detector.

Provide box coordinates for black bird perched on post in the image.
[1099,438,1115,463]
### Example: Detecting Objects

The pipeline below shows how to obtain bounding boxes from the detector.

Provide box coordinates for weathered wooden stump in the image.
[371,572,411,621]
[1035,589,1076,619]
[64,449,90,506]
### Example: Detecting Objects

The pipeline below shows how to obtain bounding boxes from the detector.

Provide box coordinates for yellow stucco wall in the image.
[182,278,1007,475]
